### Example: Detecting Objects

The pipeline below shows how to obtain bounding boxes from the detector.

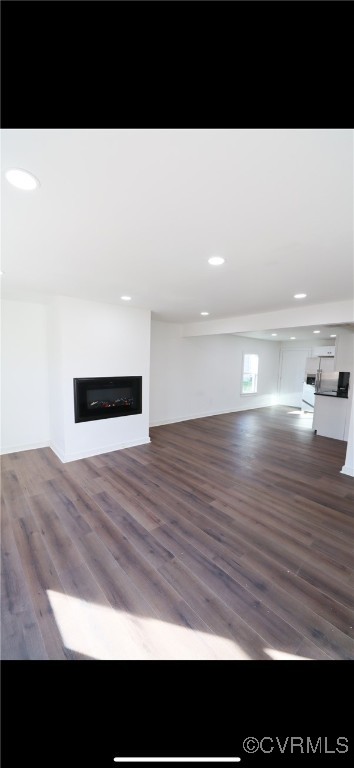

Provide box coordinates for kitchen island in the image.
[313,394,350,441]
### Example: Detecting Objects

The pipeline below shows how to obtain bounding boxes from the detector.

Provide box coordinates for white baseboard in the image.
[340,464,354,477]
[49,442,66,463]
[0,441,50,455]
[50,436,151,464]
[149,401,275,428]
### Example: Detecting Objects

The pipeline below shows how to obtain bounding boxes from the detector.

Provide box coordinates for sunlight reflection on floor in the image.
[47,590,251,660]
[264,647,311,661]
[287,410,313,428]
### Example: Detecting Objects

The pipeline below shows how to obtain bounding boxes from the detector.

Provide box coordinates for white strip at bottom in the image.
[114,760,241,764]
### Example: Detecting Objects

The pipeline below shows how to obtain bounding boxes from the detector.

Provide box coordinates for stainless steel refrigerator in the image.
[315,371,350,397]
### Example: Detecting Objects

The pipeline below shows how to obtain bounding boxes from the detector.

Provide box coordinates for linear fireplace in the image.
[74,376,142,423]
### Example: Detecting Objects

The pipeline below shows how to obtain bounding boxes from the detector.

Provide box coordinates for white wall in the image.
[47,297,65,456]
[280,339,333,352]
[334,328,354,445]
[278,346,312,408]
[181,299,354,337]
[341,399,354,476]
[49,297,151,462]
[334,327,354,374]
[1,300,50,453]
[149,321,280,426]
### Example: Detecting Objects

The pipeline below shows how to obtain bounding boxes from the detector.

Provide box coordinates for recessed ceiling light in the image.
[120,296,131,301]
[200,311,209,316]
[271,333,277,336]
[5,168,40,190]
[208,256,225,266]
[330,334,336,338]
[290,337,296,340]
[294,293,307,299]
[313,330,320,334]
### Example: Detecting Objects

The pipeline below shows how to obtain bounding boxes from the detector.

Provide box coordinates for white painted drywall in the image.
[49,297,151,462]
[149,320,280,426]
[1,300,50,453]
[278,347,312,408]
[334,328,354,373]
[333,328,354,447]
[280,339,333,352]
[47,297,66,457]
[341,398,354,476]
[181,299,354,337]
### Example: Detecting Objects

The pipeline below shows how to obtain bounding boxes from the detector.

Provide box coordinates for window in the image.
[241,353,259,394]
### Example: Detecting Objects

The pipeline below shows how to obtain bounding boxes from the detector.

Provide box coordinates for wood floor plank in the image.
[64,458,103,487]
[93,490,175,570]
[240,548,354,641]
[36,486,227,659]
[86,474,162,530]
[13,448,63,497]
[209,499,354,608]
[1,505,48,660]
[9,507,71,659]
[158,558,270,660]
[259,467,354,519]
[28,493,111,607]
[142,495,354,657]
[71,490,224,641]
[2,468,26,503]
[294,638,332,660]
[2,405,353,659]
[151,522,305,654]
[44,482,93,537]
[2,505,35,616]
[46,507,219,659]
[1,606,33,660]
[143,476,353,643]
[208,493,354,586]
[221,470,354,562]
[39,495,159,618]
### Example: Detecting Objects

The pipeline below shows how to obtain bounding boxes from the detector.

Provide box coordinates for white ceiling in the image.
[1,129,353,323]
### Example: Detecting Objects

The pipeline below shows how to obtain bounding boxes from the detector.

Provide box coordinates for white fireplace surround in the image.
[1,296,151,463]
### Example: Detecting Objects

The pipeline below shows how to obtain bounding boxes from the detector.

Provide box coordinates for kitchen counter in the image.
[313,394,350,441]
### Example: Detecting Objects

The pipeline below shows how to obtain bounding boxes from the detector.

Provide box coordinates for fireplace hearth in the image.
[74,377,142,423]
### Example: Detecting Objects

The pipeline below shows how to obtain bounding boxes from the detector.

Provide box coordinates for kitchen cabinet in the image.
[312,345,335,357]
[313,395,349,441]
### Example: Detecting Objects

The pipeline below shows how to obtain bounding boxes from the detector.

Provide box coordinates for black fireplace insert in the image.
[74,376,142,423]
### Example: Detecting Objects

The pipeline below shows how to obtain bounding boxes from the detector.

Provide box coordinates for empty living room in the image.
[1,128,354,662]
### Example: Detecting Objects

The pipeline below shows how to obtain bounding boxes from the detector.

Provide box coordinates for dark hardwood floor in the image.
[1,406,354,660]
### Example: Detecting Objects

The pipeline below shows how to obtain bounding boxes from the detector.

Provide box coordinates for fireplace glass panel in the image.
[74,377,142,422]
[87,387,134,410]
